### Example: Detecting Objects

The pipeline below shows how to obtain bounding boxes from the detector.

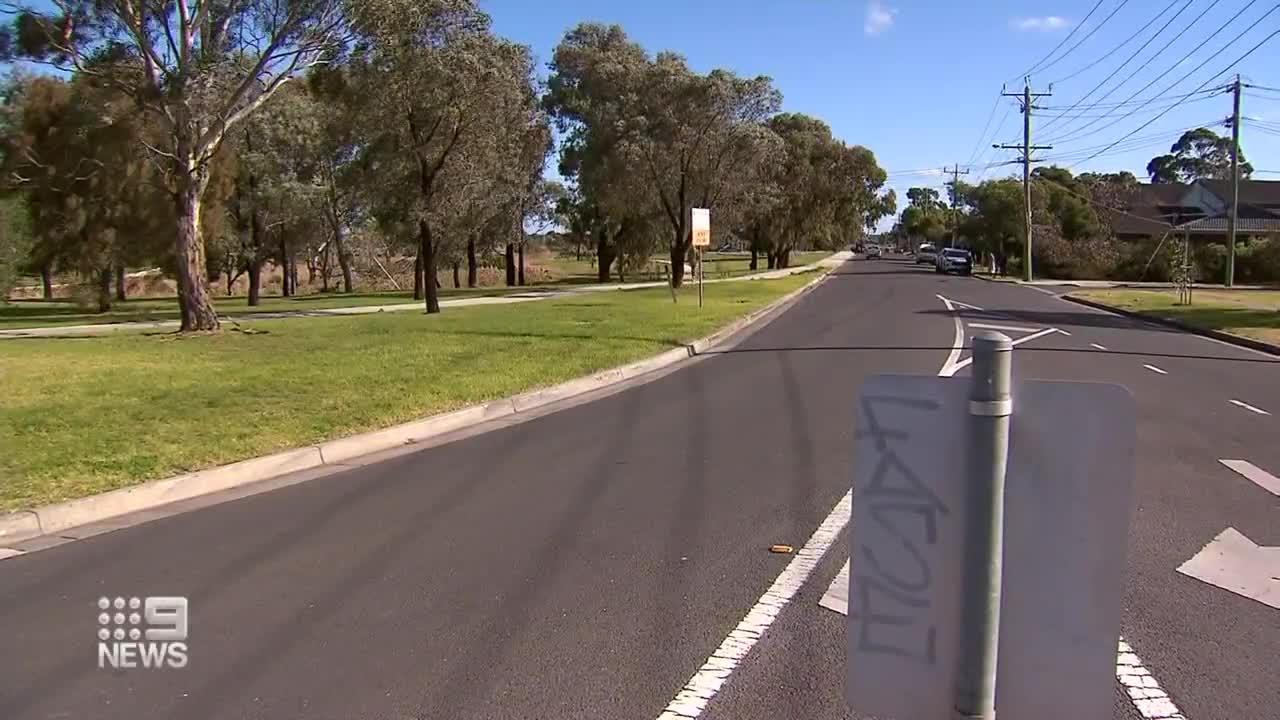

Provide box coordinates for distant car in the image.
[865,244,882,259]
[936,247,973,275]
[915,243,937,265]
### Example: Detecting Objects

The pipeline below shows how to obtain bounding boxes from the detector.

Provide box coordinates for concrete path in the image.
[0,256,845,340]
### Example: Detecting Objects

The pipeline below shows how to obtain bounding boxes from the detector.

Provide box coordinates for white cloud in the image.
[865,0,897,36]
[1012,16,1072,32]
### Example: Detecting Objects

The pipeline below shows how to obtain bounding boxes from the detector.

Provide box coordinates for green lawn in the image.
[1072,289,1280,345]
[0,286,540,330]
[0,272,819,512]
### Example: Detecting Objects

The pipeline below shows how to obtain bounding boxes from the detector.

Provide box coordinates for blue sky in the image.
[482,0,1280,225]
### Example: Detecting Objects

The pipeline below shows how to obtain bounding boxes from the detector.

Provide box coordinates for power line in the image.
[1037,94,1219,119]
[1038,87,1222,109]
[1034,0,1136,82]
[1244,82,1280,92]
[964,94,1004,169]
[1070,23,1280,168]
[1007,0,1110,83]
[1042,0,1225,139]
[973,104,1016,180]
[1048,0,1184,86]
[1049,0,1268,147]
[1039,120,1221,161]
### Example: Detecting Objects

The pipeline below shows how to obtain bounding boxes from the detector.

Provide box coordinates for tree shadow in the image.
[709,343,1278,365]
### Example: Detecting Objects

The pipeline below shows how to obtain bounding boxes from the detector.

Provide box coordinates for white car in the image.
[865,244,882,259]
[915,243,937,265]
[935,247,973,275]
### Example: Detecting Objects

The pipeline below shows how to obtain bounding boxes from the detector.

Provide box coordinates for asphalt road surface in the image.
[2,256,1276,719]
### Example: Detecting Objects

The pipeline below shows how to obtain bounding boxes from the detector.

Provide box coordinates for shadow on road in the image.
[917,306,1174,333]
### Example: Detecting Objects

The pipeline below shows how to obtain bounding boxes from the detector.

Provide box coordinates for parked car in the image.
[865,243,882,259]
[936,247,973,275]
[915,243,937,265]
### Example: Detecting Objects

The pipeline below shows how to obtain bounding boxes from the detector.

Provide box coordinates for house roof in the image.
[1197,179,1280,206]
[1175,216,1280,233]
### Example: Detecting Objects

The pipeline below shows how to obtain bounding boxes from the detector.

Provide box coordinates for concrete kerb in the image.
[1061,294,1280,357]
[0,266,836,549]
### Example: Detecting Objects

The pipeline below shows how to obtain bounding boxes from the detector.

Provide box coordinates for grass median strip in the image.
[0,272,817,512]
[1071,289,1280,346]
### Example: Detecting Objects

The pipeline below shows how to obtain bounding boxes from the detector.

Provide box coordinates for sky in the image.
[480,0,1280,229]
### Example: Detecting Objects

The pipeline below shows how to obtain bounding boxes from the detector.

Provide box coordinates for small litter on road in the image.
[769,544,794,554]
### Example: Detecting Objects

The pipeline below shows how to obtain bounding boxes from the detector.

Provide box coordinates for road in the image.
[1,256,1276,719]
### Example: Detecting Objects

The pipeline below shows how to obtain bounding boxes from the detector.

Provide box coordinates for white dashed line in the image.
[655,492,851,719]
[1229,399,1271,416]
[1143,364,1169,375]
[1090,343,1108,351]
[1117,638,1187,719]
[1219,459,1280,497]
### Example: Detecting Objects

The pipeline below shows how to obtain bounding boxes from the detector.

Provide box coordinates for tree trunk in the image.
[174,175,219,332]
[337,232,354,293]
[96,266,112,313]
[226,272,234,295]
[320,242,332,292]
[749,248,758,271]
[466,237,478,288]
[279,237,292,297]
[452,262,461,289]
[114,264,126,301]
[670,243,689,288]
[247,260,263,306]
[779,248,791,268]
[518,243,526,286]
[40,264,53,299]
[766,252,777,269]
[419,220,440,313]
[413,250,424,300]
[505,243,516,286]
[597,232,615,282]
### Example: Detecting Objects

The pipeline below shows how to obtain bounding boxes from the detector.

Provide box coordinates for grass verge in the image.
[1070,289,1280,346]
[0,272,819,512]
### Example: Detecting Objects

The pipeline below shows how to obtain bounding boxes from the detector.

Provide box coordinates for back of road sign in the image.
[846,375,1135,720]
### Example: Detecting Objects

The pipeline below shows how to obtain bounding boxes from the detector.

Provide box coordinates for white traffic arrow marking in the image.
[1220,459,1280,497]
[1177,527,1280,610]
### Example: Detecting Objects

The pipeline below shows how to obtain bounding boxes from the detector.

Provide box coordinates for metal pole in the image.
[954,330,1013,720]
[1022,85,1033,282]
[698,247,704,308]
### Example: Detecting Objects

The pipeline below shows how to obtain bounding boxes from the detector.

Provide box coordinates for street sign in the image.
[847,374,1135,720]
[691,208,711,247]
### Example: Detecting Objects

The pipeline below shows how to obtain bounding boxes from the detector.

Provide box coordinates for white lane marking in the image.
[1229,399,1271,416]
[1177,527,1280,610]
[950,298,985,311]
[938,295,965,377]
[1219,459,1280,497]
[1116,638,1187,719]
[968,322,1038,333]
[1143,364,1169,375]
[655,492,852,719]
[1056,328,1072,336]
[818,560,849,615]
[945,327,1062,375]
[1090,342,1109,351]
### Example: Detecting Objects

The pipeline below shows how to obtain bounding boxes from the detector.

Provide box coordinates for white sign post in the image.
[691,208,710,308]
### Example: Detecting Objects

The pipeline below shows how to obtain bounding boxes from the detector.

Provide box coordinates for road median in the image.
[0,267,833,547]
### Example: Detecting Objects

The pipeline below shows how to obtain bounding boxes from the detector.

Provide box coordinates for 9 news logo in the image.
[96,596,189,670]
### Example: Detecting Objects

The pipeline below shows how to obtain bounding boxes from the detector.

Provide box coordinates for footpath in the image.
[0,256,845,340]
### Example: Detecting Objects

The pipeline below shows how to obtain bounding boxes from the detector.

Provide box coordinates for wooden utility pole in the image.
[1226,75,1242,287]
[944,164,971,248]
[998,84,1052,282]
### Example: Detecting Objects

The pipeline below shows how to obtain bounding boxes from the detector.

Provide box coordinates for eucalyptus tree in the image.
[351,0,539,313]
[7,0,351,329]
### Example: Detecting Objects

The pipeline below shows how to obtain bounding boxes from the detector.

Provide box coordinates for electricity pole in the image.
[998,84,1052,282]
[1226,75,1242,288]
[944,164,971,248]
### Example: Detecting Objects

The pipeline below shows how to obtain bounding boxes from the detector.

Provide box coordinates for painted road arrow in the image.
[1177,527,1280,610]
